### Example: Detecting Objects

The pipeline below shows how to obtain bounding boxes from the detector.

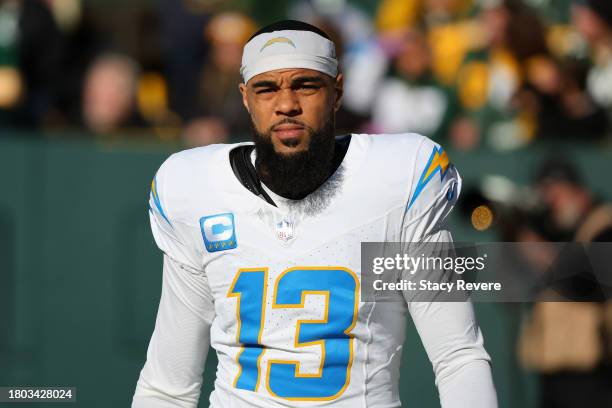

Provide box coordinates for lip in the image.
[272,124,305,140]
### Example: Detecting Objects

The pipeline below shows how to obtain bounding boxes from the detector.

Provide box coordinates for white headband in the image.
[240,29,338,84]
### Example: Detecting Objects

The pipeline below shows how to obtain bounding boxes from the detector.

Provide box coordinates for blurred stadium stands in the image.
[1,0,611,146]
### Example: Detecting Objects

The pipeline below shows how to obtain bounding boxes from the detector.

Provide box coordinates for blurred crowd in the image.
[514,158,612,408]
[0,0,611,149]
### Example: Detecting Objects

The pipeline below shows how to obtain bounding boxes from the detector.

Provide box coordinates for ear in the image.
[239,83,250,114]
[333,73,343,113]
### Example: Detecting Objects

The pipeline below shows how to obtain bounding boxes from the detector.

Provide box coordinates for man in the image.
[519,158,612,408]
[572,0,612,120]
[133,20,497,407]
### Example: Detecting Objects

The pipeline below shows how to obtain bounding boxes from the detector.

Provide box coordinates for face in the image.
[572,5,609,45]
[239,68,343,156]
[395,31,431,80]
[83,60,135,133]
[538,181,590,230]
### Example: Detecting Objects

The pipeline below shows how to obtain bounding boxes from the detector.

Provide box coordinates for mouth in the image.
[271,124,305,142]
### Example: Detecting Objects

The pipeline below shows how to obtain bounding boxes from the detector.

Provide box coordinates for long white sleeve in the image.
[408,297,498,408]
[132,255,215,408]
[399,137,497,407]
[404,230,498,408]
[437,360,498,408]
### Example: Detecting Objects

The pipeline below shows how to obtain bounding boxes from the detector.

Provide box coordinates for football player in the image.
[133,20,498,408]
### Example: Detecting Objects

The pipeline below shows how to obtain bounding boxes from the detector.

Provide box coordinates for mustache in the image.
[268,118,312,133]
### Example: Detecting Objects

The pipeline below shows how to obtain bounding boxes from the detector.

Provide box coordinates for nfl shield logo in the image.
[275,219,294,242]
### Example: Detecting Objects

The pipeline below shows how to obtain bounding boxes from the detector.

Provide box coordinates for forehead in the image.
[247,68,331,85]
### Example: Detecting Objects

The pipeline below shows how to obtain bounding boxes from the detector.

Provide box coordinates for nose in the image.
[275,88,301,117]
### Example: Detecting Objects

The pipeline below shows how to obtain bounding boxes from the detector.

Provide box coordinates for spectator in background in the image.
[450,0,550,150]
[0,0,109,131]
[158,0,210,121]
[422,0,481,86]
[3,0,64,129]
[534,158,612,242]
[356,0,482,137]
[371,29,455,140]
[572,0,612,127]
[81,53,147,135]
[44,0,109,128]
[184,11,256,146]
[515,57,608,140]
[518,158,612,408]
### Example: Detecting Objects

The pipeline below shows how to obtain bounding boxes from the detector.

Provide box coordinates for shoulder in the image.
[157,142,246,180]
[401,134,460,224]
[357,131,428,149]
[353,133,460,214]
[151,142,251,224]
[354,132,445,182]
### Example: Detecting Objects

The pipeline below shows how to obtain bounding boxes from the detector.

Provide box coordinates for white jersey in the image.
[133,133,497,408]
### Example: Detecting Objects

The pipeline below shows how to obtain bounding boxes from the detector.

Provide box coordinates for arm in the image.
[133,255,214,408]
[401,137,497,407]
[406,231,497,408]
[133,163,215,407]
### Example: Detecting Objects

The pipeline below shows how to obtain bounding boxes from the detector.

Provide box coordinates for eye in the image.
[296,84,321,92]
[256,88,275,94]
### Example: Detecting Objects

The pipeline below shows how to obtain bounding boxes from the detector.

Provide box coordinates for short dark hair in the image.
[248,20,331,42]
[535,157,583,187]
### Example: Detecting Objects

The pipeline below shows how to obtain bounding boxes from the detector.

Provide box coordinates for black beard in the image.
[253,118,336,200]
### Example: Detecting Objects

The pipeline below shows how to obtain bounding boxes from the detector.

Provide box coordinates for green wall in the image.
[1,136,611,407]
